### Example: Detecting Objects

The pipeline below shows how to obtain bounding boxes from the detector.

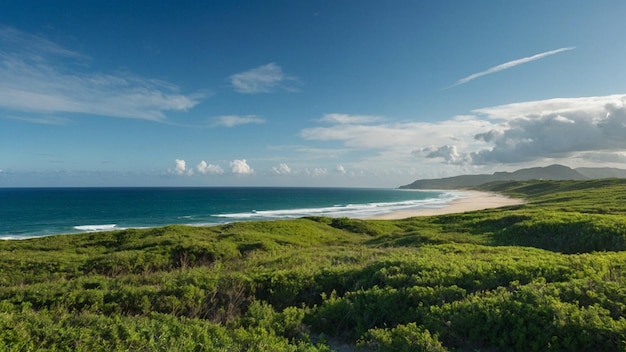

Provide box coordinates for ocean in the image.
[0,187,462,239]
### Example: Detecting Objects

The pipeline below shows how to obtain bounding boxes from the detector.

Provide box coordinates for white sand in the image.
[369,191,526,220]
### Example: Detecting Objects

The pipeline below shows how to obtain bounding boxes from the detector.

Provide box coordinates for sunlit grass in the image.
[2,179,626,350]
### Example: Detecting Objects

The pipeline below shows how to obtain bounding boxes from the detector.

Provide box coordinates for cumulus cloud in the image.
[272,163,292,175]
[335,165,346,174]
[0,26,203,122]
[414,94,626,165]
[196,161,224,175]
[449,47,575,88]
[212,115,265,127]
[468,100,626,164]
[228,63,299,94]
[416,145,470,165]
[301,95,626,172]
[230,159,254,174]
[305,168,328,177]
[170,159,193,175]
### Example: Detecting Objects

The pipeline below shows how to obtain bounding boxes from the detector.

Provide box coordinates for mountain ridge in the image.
[400,164,626,189]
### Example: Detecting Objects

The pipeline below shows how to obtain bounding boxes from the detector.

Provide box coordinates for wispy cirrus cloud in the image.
[0,26,88,61]
[212,115,266,127]
[301,114,492,150]
[228,63,300,94]
[317,113,385,125]
[5,114,69,125]
[448,47,575,88]
[0,26,204,122]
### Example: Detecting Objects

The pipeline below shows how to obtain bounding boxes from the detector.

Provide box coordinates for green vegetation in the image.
[2,179,626,351]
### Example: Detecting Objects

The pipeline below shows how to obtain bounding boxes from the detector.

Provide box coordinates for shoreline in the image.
[369,190,526,220]
[2,190,525,240]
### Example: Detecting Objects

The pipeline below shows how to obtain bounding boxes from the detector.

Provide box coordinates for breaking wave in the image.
[214,192,464,220]
[74,224,120,232]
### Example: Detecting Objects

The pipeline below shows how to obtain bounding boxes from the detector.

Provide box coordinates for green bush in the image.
[359,323,447,352]
[2,180,626,350]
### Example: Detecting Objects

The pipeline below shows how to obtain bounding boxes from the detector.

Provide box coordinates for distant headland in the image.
[400,164,626,190]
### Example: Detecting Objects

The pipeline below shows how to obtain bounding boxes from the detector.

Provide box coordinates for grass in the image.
[2,179,626,350]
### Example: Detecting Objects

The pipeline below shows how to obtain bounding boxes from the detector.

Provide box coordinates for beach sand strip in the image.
[370,191,526,220]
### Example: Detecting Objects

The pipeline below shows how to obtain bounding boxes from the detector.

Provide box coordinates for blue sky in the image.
[1,1,626,187]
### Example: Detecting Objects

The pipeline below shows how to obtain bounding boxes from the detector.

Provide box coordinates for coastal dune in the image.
[370,191,526,220]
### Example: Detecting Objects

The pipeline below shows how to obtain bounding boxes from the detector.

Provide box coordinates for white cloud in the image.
[301,114,493,150]
[5,114,68,125]
[299,113,495,179]
[170,159,193,176]
[416,145,470,165]
[468,100,626,164]
[230,159,254,174]
[410,94,626,165]
[269,145,351,160]
[228,63,299,94]
[300,96,626,173]
[299,120,426,180]
[174,159,187,174]
[0,26,87,61]
[317,113,384,125]
[335,165,346,174]
[0,26,203,122]
[196,161,224,175]
[473,94,625,120]
[305,168,328,177]
[449,47,575,88]
[213,115,265,127]
[272,163,292,175]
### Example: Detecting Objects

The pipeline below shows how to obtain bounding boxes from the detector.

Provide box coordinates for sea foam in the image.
[74,224,119,232]
[215,192,464,220]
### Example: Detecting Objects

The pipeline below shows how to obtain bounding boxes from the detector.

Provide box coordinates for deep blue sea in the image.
[0,187,462,239]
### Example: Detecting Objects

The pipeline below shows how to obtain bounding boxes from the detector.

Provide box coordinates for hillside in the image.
[2,179,626,351]
[400,164,626,189]
[576,167,626,179]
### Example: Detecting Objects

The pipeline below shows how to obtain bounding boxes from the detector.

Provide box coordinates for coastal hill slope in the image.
[576,167,626,179]
[400,164,626,189]
[3,179,626,351]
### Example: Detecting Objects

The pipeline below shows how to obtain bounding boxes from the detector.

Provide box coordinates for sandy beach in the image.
[370,191,526,220]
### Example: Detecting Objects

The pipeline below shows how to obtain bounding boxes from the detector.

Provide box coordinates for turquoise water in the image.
[0,187,460,239]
